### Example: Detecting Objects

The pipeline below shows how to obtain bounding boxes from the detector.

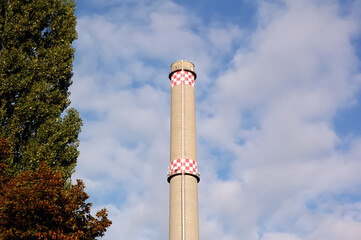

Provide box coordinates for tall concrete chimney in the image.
[167,60,200,240]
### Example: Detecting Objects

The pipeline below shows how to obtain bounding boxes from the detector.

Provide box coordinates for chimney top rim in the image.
[169,60,197,80]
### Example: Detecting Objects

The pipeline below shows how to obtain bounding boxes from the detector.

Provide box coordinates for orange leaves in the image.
[0,161,111,239]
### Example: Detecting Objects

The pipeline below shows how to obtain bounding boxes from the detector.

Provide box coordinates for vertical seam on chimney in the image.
[181,60,185,240]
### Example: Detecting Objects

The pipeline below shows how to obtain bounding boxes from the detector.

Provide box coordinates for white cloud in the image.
[261,232,302,240]
[70,0,361,239]
[197,0,361,239]
[305,216,361,240]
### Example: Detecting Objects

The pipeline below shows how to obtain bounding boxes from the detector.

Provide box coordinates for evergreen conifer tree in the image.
[0,0,81,179]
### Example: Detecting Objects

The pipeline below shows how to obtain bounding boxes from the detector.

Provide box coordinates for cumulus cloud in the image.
[70,0,361,239]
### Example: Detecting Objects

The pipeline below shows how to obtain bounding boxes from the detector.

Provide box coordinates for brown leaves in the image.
[0,0,111,237]
[0,161,112,239]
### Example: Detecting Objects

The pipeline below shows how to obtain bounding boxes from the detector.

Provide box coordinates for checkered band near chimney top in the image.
[170,158,198,175]
[171,70,195,87]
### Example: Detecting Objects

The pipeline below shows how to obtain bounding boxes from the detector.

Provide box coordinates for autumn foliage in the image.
[0,0,112,238]
[0,139,112,239]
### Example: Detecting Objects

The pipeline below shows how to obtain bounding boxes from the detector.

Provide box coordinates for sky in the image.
[70,0,361,239]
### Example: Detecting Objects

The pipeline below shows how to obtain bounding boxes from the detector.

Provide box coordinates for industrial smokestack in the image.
[167,60,200,240]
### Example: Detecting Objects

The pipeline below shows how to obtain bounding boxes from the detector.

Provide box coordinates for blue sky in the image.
[70,0,361,239]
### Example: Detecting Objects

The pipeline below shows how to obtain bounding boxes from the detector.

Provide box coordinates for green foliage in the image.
[0,0,81,178]
[0,1,112,238]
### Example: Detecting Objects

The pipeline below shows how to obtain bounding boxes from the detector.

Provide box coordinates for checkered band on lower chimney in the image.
[169,158,198,176]
[171,70,195,87]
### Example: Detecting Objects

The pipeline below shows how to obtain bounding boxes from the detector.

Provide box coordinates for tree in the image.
[0,139,112,239]
[0,0,81,179]
[0,1,112,238]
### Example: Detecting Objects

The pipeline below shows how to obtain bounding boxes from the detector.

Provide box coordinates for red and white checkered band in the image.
[169,158,198,175]
[171,70,195,88]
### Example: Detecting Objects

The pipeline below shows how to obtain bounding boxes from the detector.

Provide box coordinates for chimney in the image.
[167,60,200,240]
